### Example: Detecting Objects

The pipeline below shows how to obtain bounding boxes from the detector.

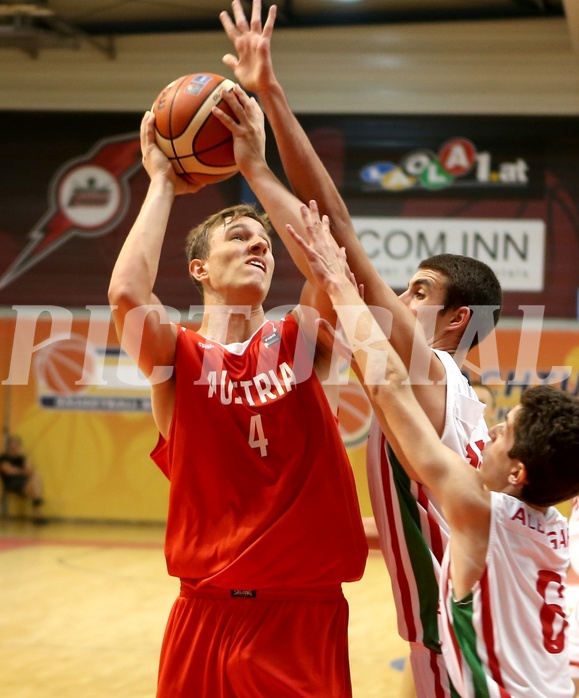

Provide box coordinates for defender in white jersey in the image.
[288,206,579,698]
[566,497,579,694]
[440,492,571,698]
[367,349,487,695]
[218,5,503,694]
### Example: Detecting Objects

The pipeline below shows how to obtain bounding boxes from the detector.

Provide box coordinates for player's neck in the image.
[198,303,266,344]
[430,329,460,355]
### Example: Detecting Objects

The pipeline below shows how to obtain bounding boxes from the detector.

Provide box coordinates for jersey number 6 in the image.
[537,569,567,654]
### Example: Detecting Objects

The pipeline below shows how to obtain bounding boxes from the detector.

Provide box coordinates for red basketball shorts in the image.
[156,583,352,698]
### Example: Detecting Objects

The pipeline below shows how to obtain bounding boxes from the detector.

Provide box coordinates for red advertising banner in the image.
[1,112,578,317]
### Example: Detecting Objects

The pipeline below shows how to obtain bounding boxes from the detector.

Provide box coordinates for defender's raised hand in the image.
[220,0,277,94]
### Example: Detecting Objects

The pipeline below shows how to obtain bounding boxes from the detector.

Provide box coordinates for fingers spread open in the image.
[219,10,237,38]
[249,0,262,32]
[262,4,277,37]
[232,0,250,31]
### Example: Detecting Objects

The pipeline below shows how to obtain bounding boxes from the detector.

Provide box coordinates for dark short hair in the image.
[419,254,502,349]
[185,203,272,297]
[509,385,579,507]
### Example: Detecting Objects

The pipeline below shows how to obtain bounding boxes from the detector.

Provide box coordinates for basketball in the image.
[151,73,239,186]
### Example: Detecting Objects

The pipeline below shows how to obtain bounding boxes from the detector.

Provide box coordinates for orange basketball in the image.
[151,73,239,186]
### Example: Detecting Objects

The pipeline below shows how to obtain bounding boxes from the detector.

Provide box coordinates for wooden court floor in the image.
[0,518,409,698]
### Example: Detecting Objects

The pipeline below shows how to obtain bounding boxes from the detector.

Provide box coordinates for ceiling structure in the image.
[0,0,571,59]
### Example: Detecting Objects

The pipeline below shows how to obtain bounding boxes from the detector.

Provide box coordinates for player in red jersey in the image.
[108,80,367,696]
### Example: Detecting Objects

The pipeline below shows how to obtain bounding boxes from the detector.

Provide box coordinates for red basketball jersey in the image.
[151,314,368,590]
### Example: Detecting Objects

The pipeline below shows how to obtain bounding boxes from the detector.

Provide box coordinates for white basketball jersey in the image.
[569,496,579,575]
[566,497,579,678]
[439,492,573,698]
[366,349,488,647]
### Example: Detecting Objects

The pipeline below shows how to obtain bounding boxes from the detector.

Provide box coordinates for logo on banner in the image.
[60,166,121,228]
[32,331,152,412]
[0,132,142,290]
[359,137,529,192]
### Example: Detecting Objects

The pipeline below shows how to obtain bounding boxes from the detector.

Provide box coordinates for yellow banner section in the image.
[0,313,168,521]
[0,313,577,522]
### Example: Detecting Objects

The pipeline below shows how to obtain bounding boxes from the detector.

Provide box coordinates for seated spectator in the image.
[0,434,48,524]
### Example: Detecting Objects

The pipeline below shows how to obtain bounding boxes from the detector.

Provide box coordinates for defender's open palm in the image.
[220,0,277,94]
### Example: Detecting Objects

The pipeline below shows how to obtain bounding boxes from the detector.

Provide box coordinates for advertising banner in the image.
[0,110,577,520]
[0,112,578,317]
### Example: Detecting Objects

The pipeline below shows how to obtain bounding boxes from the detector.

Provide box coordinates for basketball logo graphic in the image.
[337,369,373,448]
[34,333,97,396]
[0,133,142,292]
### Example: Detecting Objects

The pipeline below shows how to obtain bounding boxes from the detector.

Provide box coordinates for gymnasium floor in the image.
[0,517,409,698]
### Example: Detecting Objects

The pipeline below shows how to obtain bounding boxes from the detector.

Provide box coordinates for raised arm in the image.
[214,86,336,323]
[219,1,379,294]
[108,112,202,436]
[213,86,345,407]
[220,0,447,431]
[286,205,491,556]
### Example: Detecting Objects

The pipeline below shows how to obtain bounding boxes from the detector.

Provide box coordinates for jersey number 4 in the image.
[249,414,269,457]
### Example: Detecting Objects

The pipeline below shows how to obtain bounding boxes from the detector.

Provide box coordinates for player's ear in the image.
[441,305,470,346]
[448,305,471,332]
[189,258,208,284]
[508,460,527,487]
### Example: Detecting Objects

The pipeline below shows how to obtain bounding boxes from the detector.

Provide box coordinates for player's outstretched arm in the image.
[108,112,202,434]
[220,0,445,409]
[214,86,333,315]
[286,204,490,535]
[220,1,376,292]
[220,1,386,292]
